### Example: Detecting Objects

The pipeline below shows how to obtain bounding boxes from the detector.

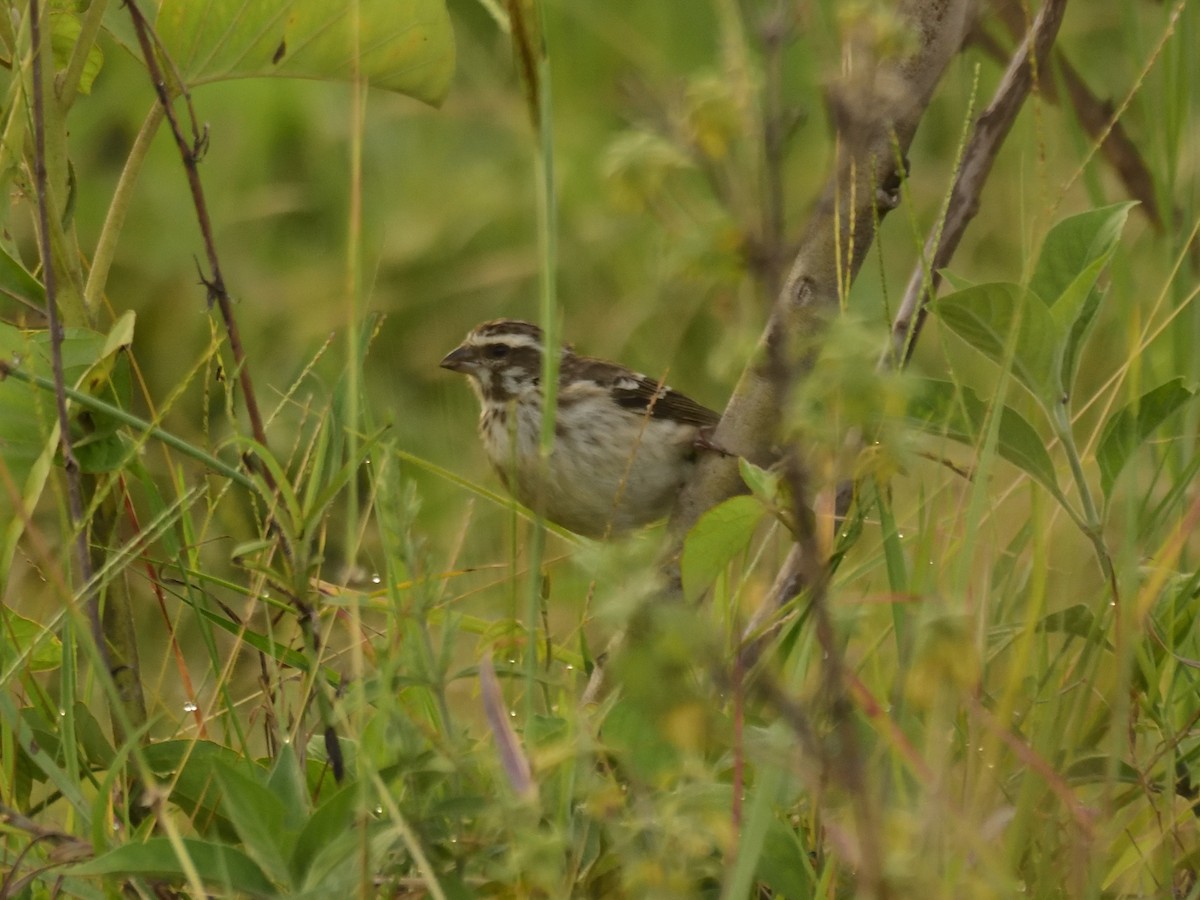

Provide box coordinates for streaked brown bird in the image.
[441,319,719,537]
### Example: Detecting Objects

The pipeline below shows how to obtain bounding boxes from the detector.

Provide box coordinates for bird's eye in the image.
[484,344,510,359]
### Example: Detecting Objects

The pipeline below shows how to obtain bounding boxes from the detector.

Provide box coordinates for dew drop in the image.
[183,701,198,713]
[370,573,382,585]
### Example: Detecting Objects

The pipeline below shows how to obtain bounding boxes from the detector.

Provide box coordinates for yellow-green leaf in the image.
[0,314,135,584]
[155,0,455,105]
[681,495,765,603]
[0,607,62,673]
[51,12,105,95]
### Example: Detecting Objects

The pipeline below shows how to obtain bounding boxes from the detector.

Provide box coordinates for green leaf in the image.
[51,12,104,95]
[155,0,455,105]
[1055,275,1105,396]
[0,245,46,309]
[267,745,312,835]
[142,740,244,839]
[680,494,765,602]
[738,457,781,505]
[214,760,294,887]
[756,817,814,898]
[1031,202,1137,313]
[292,781,366,890]
[937,269,976,292]
[908,379,1064,502]
[0,314,135,584]
[931,283,1065,406]
[1033,203,1136,391]
[70,837,275,896]
[0,607,62,673]
[1063,754,1143,786]
[1097,378,1195,498]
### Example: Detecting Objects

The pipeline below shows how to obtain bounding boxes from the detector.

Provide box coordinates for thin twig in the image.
[884,0,1069,369]
[752,0,797,303]
[121,0,274,485]
[988,0,1165,233]
[28,0,107,665]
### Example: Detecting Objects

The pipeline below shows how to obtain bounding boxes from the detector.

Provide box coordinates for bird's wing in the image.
[568,357,720,427]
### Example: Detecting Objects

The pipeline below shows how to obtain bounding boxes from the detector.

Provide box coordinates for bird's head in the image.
[440,319,554,401]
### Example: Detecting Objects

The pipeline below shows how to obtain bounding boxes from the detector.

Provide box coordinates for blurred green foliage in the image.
[1,0,1198,896]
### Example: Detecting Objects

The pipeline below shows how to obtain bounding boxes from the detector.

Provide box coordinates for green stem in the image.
[1054,404,1100,530]
[527,27,557,730]
[1053,403,1117,596]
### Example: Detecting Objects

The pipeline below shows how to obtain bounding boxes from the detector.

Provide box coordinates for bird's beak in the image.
[440,345,475,372]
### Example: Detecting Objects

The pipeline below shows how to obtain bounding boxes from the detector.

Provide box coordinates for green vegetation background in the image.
[2,0,1198,897]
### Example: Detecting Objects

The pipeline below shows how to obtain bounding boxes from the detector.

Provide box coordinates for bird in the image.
[440,318,721,538]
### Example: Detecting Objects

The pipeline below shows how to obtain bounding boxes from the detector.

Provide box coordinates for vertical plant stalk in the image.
[120,0,348,776]
[505,0,559,729]
[529,48,558,726]
[885,0,1069,367]
[121,0,274,480]
[753,2,796,304]
[27,0,107,666]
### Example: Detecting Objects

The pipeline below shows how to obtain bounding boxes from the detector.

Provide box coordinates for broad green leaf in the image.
[267,745,312,834]
[51,12,104,95]
[0,313,135,584]
[1031,202,1137,313]
[71,837,275,896]
[908,379,1064,503]
[681,494,765,602]
[155,0,455,105]
[756,816,814,898]
[937,269,976,292]
[0,607,61,672]
[1097,378,1195,499]
[12,702,114,791]
[292,781,361,889]
[1034,203,1135,391]
[931,283,1065,406]
[214,760,293,887]
[142,740,244,839]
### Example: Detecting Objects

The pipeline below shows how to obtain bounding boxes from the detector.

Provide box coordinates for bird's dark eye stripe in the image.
[483,343,510,359]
